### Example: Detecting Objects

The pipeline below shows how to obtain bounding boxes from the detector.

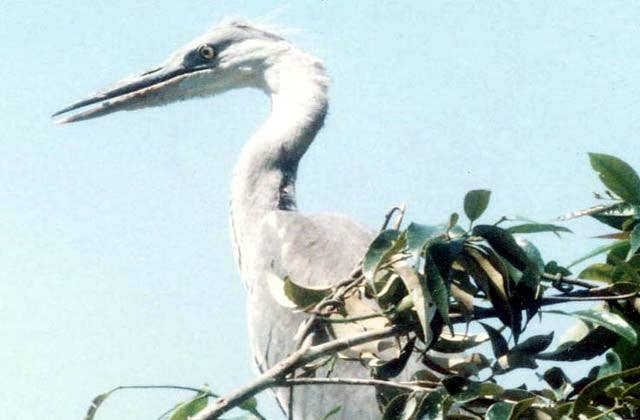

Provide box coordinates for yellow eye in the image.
[198,45,216,60]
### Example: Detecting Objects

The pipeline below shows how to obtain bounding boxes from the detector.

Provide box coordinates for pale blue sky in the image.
[3,1,640,419]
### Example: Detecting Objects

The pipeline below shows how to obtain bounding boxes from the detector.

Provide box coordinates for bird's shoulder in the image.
[258,211,374,287]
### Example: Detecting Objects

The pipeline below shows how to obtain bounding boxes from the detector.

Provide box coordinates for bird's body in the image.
[55,20,410,418]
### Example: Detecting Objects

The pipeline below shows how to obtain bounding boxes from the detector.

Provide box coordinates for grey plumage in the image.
[54,20,416,419]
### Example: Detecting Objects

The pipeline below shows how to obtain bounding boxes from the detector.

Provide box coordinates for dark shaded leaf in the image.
[514,236,545,272]
[472,225,531,272]
[463,189,491,223]
[485,401,513,420]
[537,326,618,362]
[506,223,572,235]
[511,332,554,355]
[431,332,489,353]
[544,261,572,277]
[363,230,405,285]
[381,392,411,420]
[375,337,416,379]
[414,387,447,420]
[590,202,637,230]
[424,251,450,327]
[480,322,508,358]
[405,223,444,256]
[546,309,637,345]
[572,365,640,419]
[589,153,640,205]
[543,367,570,391]
[495,352,538,374]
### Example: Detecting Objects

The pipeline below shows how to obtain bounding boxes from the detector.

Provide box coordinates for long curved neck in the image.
[230,50,329,273]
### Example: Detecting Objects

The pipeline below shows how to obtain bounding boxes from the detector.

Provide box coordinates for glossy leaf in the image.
[572,365,640,419]
[597,351,621,378]
[363,230,405,283]
[506,223,572,235]
[514,236,544,272]
[589,153,640,205]
[463,189,491,222]
[546,309,637,345]
[405,223,444,256]
[472,225,530,271]
[486,401,513,420]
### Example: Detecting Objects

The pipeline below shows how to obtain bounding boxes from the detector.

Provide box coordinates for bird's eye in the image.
[198,45,216,60]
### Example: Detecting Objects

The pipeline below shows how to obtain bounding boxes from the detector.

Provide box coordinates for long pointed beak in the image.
[52,63,208,124]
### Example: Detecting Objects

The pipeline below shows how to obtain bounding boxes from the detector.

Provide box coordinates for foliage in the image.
[82,153,640,419]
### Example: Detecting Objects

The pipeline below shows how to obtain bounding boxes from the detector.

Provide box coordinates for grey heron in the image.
[54,20,416,419]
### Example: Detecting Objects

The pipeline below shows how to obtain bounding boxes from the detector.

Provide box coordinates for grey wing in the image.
[245,211,415,419]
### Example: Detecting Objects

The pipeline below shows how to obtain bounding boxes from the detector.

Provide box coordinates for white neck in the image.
[230,48,329,272]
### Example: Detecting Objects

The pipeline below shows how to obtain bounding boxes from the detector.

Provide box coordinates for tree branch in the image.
[192,324,410,420]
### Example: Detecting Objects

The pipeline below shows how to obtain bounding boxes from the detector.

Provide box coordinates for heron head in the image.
[53,20,289,123]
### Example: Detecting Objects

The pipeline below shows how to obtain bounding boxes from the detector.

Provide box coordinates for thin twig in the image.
[541,272,597,289]
[282,377,426,392]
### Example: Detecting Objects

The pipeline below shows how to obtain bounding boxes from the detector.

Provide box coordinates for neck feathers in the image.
[229,46,328,273]
[231,48,329,214]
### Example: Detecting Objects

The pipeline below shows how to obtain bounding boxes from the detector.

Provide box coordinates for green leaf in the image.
[405,223,444,256]
[510,332,554,355]
[170,393,209,420]
[572,365,640,419]
[463,189,491,223]
[363,230,405,285]
[84,392,113,420]
[442,377,502,402]
[591,202,637,230]
[514,236,545,272]
[589,153,640,205]
[485,401,514,420]
[546,309,637,345]
[578,263,616,282]
[567,240,629,268]
[598,351,621,378]
[431,332,489,353]
[283,276,331,309]
[472,225,530,271]
[320,406,342,420]
[537,325,618,362]
[381,392,412,420]
[424,251,450,327]
[506,223,572,235]
[414,388,447,419]
[480,322,508,358]
[628,223,640,261]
